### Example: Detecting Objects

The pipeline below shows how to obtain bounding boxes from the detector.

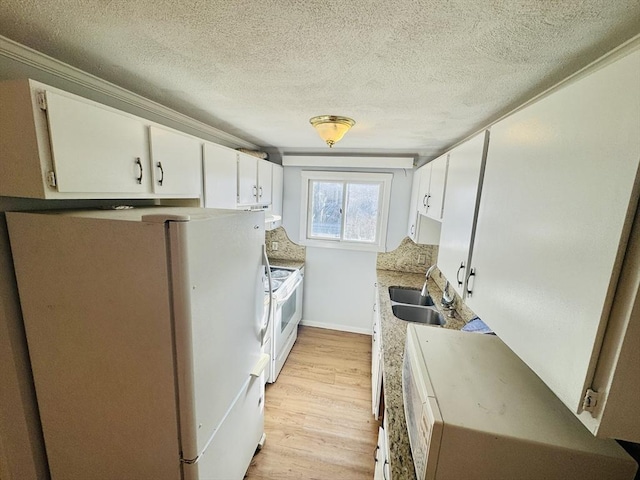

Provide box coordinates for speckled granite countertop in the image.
[376,269,466,480]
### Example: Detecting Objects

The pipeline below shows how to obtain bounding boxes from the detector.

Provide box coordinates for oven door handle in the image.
[276,275,303,306]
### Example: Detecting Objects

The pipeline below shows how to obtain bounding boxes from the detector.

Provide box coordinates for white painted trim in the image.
[300,319,371,336]
[283,155,414,168]
[0,35,258,149]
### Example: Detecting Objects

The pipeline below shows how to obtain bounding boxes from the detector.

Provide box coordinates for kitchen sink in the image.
[392,304,445,326]
[388,287,434,306]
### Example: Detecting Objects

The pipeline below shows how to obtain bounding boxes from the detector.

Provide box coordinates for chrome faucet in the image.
[441,281,456,316]
[420,264,437,299]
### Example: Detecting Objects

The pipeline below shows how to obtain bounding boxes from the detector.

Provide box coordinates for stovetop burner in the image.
[270,268,293,280]
[265,267,297,293]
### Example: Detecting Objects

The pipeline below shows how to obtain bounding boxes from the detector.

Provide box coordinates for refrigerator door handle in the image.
[261,246,273,346]
[181,455,200,465]
[250,353,271,377]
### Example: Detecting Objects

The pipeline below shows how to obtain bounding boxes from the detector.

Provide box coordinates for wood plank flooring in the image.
[246,326,379,480]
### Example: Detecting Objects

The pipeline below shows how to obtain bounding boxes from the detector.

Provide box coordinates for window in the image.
[300,171,393,251]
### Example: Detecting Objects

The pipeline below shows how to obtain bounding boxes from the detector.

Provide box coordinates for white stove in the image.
[263,265,304,383]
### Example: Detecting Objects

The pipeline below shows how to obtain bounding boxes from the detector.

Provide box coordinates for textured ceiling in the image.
[0,1,639,159]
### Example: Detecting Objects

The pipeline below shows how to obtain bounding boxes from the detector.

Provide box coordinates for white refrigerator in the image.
[7,207,268,480]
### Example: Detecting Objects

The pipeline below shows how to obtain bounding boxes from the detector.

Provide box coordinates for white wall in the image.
[282,166,413,333]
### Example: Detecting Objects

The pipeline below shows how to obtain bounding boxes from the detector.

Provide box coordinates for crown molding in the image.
[0,35,258,149]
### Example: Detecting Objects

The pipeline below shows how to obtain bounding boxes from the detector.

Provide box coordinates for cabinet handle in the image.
[156,162,164,186]
[410,224,415,235]
[374,445,379,462]
[135,157,143,184]
[456,262,465,287]
[259,186,263,198]
[426,194,431,210]
[422,194,428,207]
[383,460,389,480]
[253,185,258,197]
[466,268,476,297]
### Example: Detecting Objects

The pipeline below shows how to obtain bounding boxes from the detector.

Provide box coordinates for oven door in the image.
[274,275,303,354]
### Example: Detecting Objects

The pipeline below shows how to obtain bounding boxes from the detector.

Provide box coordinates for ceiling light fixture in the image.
[309,115,355,148]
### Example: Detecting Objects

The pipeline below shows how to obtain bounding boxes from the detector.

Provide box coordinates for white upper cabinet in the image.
[45,90,151,195]
[0,79,202,200]
[417,154,448,221]
[267,163,283,229]
[416,164,431,216]
[466,47,640,440]
[257,159,273,205]
[237,153,273,206]
[149,126,202,196]
[425,154,448,221]
[407,168,423,241]
[437,131,488,297]
[407,168,442,245]
[202,142,238,209]
[237,153,258,205]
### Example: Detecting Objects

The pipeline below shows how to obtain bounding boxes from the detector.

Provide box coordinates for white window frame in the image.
[299,171,393,252]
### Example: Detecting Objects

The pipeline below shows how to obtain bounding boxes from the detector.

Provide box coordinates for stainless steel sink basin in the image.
[391,304,445,326]
[388,287,434,306]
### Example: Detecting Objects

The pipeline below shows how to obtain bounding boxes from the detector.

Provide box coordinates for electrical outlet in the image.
[417,253,426,265]
[271,241,279,251]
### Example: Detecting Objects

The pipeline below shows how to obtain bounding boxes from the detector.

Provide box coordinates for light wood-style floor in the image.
[246,326,379,480]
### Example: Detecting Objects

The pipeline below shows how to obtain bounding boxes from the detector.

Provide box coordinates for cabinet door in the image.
[416,164,431,216]
[424,154,448,221]
[269,164,284,228]
[257,159,273,205]
[237,153,258,205]
[149,126,202,196]
[45,91,150,194]
[467,48,640,418]
[407,168,422,240]
[438,131,488,297]
[373,427,386,480]
[372,289,383,419]
[203,143,238,209]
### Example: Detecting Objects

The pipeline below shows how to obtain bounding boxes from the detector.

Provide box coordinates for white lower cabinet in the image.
[372,287,383,420]
[374,418,391,480]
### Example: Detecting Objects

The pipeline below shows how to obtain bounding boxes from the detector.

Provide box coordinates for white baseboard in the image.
[300,319,371,336]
